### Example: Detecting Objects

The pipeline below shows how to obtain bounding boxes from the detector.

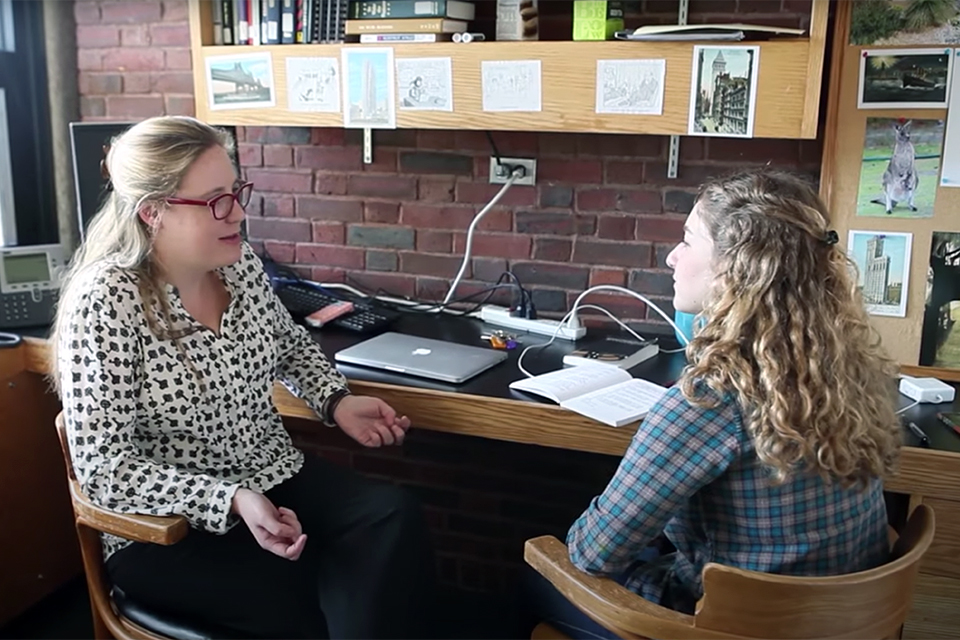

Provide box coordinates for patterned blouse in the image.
[567,385,891,613]
[57,243,347,560]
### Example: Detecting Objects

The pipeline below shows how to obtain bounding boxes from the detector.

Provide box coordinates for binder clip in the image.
[481,330,517,350]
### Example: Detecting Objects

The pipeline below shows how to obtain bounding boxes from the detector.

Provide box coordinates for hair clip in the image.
[823,230,839,246]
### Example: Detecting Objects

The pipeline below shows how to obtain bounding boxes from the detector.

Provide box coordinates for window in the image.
[0,0,14,53]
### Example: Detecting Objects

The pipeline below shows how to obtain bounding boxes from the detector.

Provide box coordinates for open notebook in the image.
[510,366,668,427]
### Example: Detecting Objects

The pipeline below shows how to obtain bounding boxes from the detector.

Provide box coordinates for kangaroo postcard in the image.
[856,117,944,218]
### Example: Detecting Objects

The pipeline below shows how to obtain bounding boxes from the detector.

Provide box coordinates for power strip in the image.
[479,305,586,340]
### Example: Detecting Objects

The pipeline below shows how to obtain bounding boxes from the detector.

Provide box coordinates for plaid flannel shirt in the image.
[567,385,890,612]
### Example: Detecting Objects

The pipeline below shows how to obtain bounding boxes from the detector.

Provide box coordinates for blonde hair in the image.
[680,169,901,487]
[50,116,235,395]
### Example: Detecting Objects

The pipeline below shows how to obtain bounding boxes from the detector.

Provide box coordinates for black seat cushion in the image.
[112,587,253,640]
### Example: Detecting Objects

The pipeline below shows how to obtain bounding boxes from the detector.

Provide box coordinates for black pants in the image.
[106,455,436,639]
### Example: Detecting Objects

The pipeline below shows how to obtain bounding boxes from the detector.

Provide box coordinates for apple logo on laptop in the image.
[412,348,431,356]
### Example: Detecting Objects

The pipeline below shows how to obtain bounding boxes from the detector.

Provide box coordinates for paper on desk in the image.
[481,60,542,112]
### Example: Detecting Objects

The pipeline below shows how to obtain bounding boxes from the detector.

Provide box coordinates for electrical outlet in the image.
[489,157,537,186]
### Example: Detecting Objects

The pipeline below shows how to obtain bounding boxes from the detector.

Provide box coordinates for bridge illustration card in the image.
[856,117,943,218]
[920,231,960,367]
[205,52,275,110]
[858,48,952,109]
[847,230,912,318]
[687,45,759,138]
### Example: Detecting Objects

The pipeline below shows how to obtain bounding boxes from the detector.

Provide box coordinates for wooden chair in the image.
[55,412,242,640]
[524,503,935,640]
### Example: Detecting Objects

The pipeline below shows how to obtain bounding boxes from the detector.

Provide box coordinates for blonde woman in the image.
[51,116,434,639]
[526,169,902,639]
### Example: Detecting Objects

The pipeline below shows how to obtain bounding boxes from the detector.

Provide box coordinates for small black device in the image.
[275,281,399,334]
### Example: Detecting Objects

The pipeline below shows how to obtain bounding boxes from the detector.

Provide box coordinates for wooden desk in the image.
[8,337,960,637]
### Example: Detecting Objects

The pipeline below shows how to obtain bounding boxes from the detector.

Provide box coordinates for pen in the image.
[907,422,930,448]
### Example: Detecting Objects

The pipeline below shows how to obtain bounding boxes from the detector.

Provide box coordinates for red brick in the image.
[570,291,646,321]
[417,130,457,149]
[455,182,536,207]
[79,72,123,95]
[643,162,720,187]
[81,97,106,118]
[151,23,190,46]
[471,257,508,284]
[245,194,264,217]
[539,133,578,156]
[364,202,400,224]
[262,240,295,263]
[347,175,417,199]
[311,128,346,145]
[246,169,313,193]
[533,238,572,262]
[348,272,416,297]
[100,1,162,24]
[453,233,531,259]
[314,174,348,196]
[417,230,452,253]
[78,25,120,48]
[453,131,492,152]
[538,159,602,184]
[493,132,539,155]
[161,0,189,21]
[401,253,464,278]
[263,145,292,167]
[589,268,626,287]
[263,195,294,218]
[511,262,588,290]
[782,0,812,11]
[605,160,644,185]
[418,177,456,203]
[371,129,418,147]
[689,0,738,14]
[296,196,363,222]
[103,48,165,72]
[312,222,345,245]
[120,25,150,46]
[78,50,104,71]
[400,204,511,232]
[310,267,346,283]
[165,48,192,70]
[679,137,705,161]
[579,134,662,159]
[598,215,637,241]
[105,95,164,118]
[152,71,194,94]
[707,138,800,165]
[296,146,361,171]
[364,148,399,173]
[576,188,618,212]
[737,0,784,13]
[636,216,685,243]
[295,244,364,269]
[247,217,311,242]
[572,239,652,268]
[75,1,101,24]
[164,95,195,116]
[618,190,662,214]
[123,73,151,94]
[238,143,262,167]
[628,269,675,296]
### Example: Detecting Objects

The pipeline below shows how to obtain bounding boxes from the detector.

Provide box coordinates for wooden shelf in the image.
[188,0,828,139]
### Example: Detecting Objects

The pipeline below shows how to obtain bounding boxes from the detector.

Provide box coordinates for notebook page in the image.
[560,378,668,427]
[509,365,631,403]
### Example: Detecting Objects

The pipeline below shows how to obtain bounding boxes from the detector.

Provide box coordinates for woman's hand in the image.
[231,488,307,560]
[334,395,411,447]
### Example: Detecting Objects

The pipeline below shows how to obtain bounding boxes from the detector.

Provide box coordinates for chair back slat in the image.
[693,504,935,639]
[55,412,77,482]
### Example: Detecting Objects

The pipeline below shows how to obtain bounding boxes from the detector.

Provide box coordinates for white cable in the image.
[566,285,689,347]
[441,168,523,306]
[896,400,920,415]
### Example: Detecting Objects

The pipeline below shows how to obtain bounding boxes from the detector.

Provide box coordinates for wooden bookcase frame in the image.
[187,0,829,138]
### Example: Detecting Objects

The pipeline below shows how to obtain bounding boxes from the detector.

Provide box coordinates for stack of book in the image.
[214,0,349,45]
[345,0,476,43]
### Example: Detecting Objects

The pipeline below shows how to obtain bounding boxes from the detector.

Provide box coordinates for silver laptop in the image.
[334,332,508,383]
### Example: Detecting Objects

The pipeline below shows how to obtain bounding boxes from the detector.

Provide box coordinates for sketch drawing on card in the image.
[481,60,542,112]
[396,57,453,111]
[286,57,340,112]
[596,59,665,115]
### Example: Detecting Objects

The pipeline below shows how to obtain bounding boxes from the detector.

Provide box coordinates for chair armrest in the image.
[524,536,708,640]
[69,480,189,545]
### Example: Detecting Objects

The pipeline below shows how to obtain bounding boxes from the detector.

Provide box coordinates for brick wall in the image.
[74,0,825,593]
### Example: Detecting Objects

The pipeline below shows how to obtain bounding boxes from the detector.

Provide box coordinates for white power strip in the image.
[479,305,586,340]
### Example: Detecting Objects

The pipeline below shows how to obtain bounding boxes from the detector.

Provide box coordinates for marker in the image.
[907,422,930,448]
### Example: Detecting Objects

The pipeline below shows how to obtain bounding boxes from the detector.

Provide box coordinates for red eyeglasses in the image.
[165,182,254,220]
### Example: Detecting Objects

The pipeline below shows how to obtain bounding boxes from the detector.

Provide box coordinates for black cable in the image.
[485,131,504,170]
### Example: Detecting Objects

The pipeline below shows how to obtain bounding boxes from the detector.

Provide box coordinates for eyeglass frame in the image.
[164,182,254,220]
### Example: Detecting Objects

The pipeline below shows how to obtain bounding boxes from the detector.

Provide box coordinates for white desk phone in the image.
[0,243,65,330]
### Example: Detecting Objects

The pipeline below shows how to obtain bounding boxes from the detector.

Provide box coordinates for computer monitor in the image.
[69,121,240,241]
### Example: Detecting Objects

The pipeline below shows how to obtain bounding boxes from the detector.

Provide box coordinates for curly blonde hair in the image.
[680,169,901,487]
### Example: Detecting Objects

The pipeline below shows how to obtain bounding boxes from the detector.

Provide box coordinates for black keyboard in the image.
[276,282,399,334]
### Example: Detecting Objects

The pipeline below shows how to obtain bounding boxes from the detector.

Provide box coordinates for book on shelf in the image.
[615,22,806,41]
[356,32,453,42]
[510,366,669,428]
[344,17,467,34]
[349,0,475,21]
